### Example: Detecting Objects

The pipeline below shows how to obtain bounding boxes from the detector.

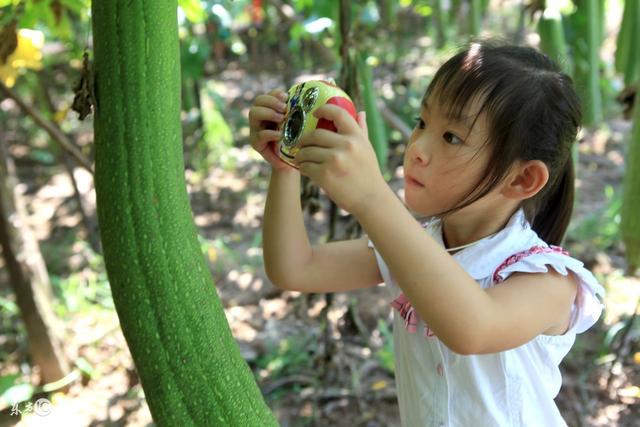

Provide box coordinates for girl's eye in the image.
[443,131,463,145]
[413,117,426,130]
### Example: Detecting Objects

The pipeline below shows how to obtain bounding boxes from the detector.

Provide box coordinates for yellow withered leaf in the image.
[0,29,44,87]
[208,247,218,263]
[371,380,388,391]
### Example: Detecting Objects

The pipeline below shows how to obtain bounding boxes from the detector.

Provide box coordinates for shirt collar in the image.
[425,208,540,280]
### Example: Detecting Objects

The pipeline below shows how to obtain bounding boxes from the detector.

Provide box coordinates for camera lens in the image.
[283,108,304,147]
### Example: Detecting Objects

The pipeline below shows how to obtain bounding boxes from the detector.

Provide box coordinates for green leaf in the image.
[200,84,234,170]
[310,1,338,20]
[0,0,19,8]
[601,320,626,352]
[19,0,55,30]
[0,296,18,314]
[180,36,210,80]
[289,21,304,49]
[1,382,35,406]
[30,148,56,165]
[375,319,395,373]
[59,0,89,15]
[415,4,433,17]
[50,7,73,41]
[178,0,207,23]
[74,357,96,379]
[0,374,20,397]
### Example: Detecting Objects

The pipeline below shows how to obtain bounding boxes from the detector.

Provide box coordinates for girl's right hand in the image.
[248,89,294,171]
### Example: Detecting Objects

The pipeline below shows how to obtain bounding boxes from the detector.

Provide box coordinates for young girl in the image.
[249,39,605,426]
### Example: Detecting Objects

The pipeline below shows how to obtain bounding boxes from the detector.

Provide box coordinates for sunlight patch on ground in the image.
[602,273,640,325]
[225,306,259,341]
[233,192,264,228]
[227,268,256,290]
[260,298,289,320]
[194,211,222,227]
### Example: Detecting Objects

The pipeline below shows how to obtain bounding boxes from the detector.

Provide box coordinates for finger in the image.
[313,104,359,135]
[249,106,286,129]
[261,141,294,168]
[254,94,288,113]
[268,88,290,102]
[294,146,332,165]
[298,128,344,149]
[297,160,323,179]
[255,130,282,147]
[357,111,369,139]
[267,89,289,102]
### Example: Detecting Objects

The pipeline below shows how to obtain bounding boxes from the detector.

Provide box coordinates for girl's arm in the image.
[262,169,382,292]
[355,187,578,355]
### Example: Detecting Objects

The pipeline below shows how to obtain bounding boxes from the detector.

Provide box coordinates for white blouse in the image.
[367,208,605,427]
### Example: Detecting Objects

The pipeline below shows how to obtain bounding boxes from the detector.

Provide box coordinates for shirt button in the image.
[436,363,444,376]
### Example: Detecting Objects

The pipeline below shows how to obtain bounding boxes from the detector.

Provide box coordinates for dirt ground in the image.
[1,67,639,426]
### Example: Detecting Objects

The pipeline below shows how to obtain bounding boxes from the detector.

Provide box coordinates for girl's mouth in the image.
[405,175,424,187]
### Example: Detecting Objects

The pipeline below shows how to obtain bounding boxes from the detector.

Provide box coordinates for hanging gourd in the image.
[91,1,278,424]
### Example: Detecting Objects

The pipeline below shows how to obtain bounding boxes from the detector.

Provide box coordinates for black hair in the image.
[425,38,582,246]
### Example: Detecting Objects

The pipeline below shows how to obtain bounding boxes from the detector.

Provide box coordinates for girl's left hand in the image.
[294,104,387,216]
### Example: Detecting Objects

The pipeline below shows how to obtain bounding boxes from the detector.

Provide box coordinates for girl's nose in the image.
[414,149,429,165]
[407,140,430,166]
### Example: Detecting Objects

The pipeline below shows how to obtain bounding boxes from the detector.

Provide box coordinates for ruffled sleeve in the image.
[493,247,605,334]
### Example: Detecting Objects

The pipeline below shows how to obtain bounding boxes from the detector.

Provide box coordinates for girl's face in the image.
[403,95,492,217]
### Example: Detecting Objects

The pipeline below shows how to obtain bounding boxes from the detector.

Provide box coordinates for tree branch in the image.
[379,103,413,140]
[0,81,94,174]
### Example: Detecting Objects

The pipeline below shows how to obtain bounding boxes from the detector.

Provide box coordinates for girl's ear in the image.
[500,160,549,200]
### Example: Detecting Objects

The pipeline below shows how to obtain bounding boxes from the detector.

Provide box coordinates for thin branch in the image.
[379,103,413,140]
[0,81,94,174]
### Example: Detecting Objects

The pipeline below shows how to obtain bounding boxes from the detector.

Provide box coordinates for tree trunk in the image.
[469,0,484,36]
[537,7,572,75]
[432,0,450,49]
[620,3,640,273]
[615,0,640,86]
[571,0,603,125]
[0,139,71,386]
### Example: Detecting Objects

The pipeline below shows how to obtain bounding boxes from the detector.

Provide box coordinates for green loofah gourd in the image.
[92,1,279,425]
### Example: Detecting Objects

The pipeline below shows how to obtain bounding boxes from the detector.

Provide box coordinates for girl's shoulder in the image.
[490,237,605,335]
[447,209,606,335]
